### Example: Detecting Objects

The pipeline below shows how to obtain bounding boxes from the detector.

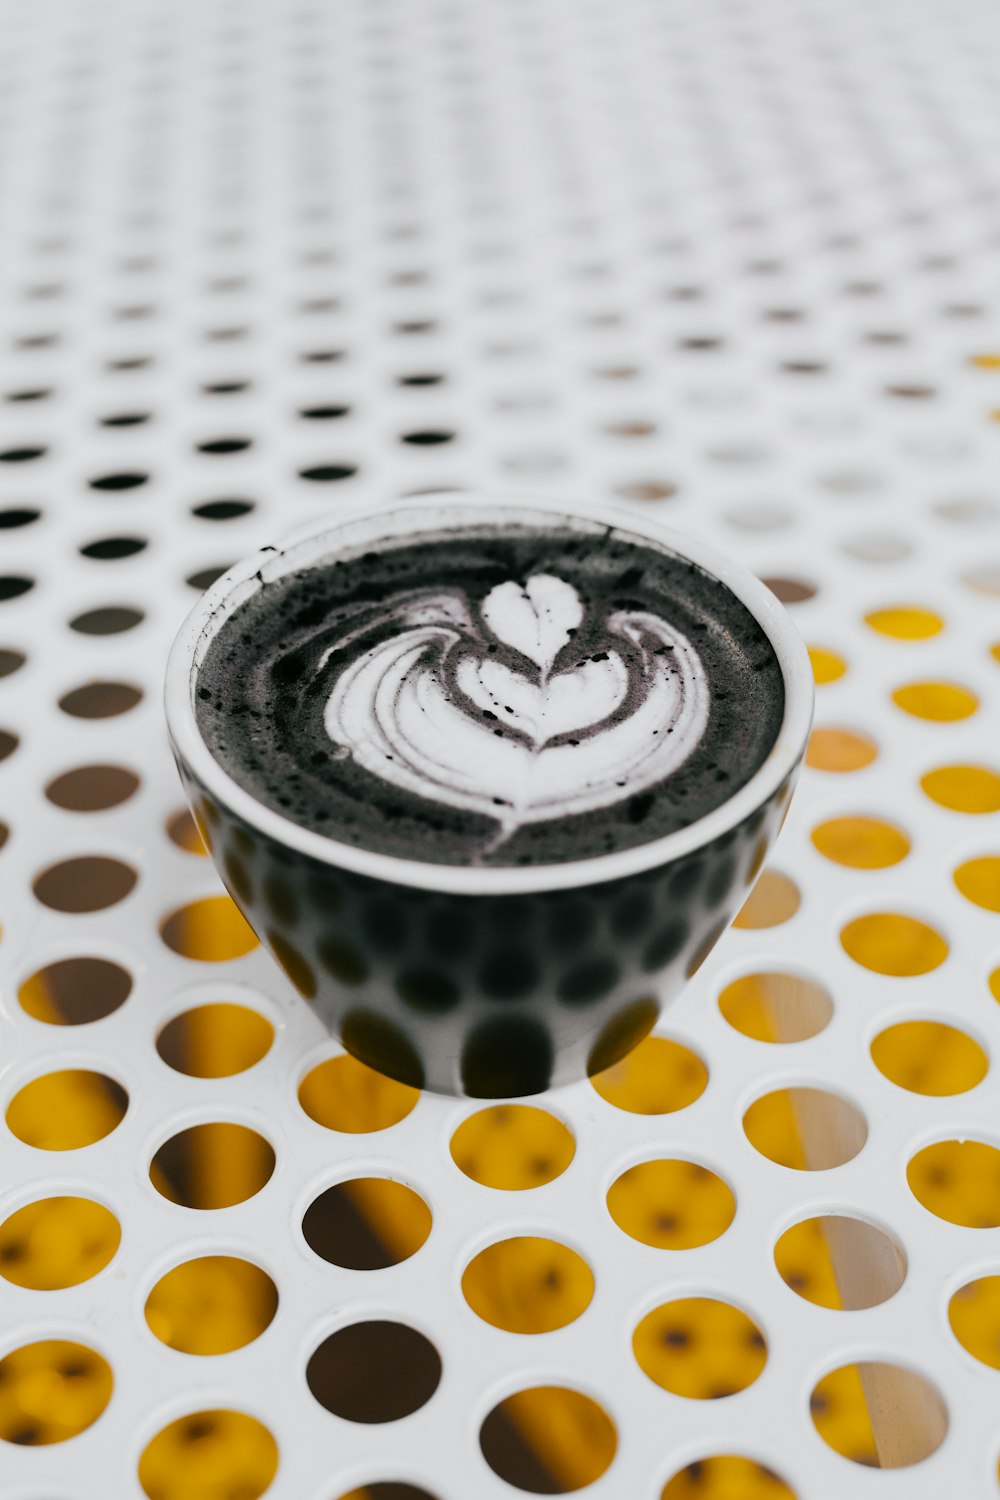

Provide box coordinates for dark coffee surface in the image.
[196,523,784,866]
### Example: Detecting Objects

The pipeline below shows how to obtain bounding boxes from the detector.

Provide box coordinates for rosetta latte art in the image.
[322,573,710,849]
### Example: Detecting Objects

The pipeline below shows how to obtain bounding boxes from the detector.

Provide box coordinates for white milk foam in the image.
[323,573,709,845]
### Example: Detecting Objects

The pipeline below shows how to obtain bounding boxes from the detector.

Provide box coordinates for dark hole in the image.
[299,405,350,420]
[397,372,444,386]
[15,334,58,350]
[301,1180,426,1270]
[0,508,40,528]
[46,764,140,811]
[98,412,151,428]
[306,1322,441,1423]
[0,577,34,602]
[58,680,143,718]
[4,388,52,402]
[300,349,346,363]
[401,429,455,446]
[186,564,231,591]
[761,576,818,605]
[106,357,153,371]
[479,1402,567,1494]
[33,855,138,913]
[0,729,17,762]
[69,606,144,635]
[0,649,26,678]
[19,955,133,1024]
[192,499,254,520]
[79,536,147,560]
[89,471,149,492]
[299,464,357,483]
[201,381,251,394]
[196,437,252,454]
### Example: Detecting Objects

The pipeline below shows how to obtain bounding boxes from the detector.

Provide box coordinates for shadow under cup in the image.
[165,496,814,1097]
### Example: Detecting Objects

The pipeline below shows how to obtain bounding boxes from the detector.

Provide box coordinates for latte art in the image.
[196,523,785,865]
[323,574,710,848]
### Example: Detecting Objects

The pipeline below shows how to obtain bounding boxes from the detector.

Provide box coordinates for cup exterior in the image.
[170,748,799,1096]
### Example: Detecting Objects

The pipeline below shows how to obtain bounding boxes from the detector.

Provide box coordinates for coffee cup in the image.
[165,493,813,1096]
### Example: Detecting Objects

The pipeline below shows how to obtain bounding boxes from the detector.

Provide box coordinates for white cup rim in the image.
[164,491,814,895]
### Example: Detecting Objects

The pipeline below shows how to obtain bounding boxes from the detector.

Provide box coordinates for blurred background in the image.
[2,0,1000,1496]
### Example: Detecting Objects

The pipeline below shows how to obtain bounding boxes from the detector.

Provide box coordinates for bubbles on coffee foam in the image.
[323,573,709,857]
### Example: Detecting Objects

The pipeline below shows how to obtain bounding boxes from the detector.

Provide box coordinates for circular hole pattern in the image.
[864,606,943,639]
[659,1457,797,1500]
[462,1236,594,1334]
[46,764,139,811]
[33,855,137,912]
[907,1139,1000,1226]
[871,1020,987,1095]
[719,972,833,1042]
[808,646,847,685]
[0,1196,121,1289]
[806,726,878,772]
[160,895,259,960]
[68,605,144,635]
[811,815,910,869]
[166,806,207,854]
[633,1297,766,1399]
[298,1054,419,1133]
[479,1387,617,1494]
[0,506,41,528]
[145,1256,278,1354]
[18,955,132,1024]
[138,1411,278,1500]
[892,680,978,721]
[743,1087,867,1169]
[0,575,34,602]
[157,1003,273,1077]
[0,647,25,678]
[307,1321,441,1423]
[149,1122,275,1208]
[6,1069,127,1150]
[80,534,147,560]
[733,871,800,929]
[810,1362,947,1468]
[336,1488,439,1500]
[607,1159,735,1248]
[775,1215,906,1309]
[921,764,1000,812]
[0,1340,112,1446]
[58,679,142,718]
[948,1276,1000,1369]
[302,1178,432,1269]
[953,855,1000,913]
[590,1034,707,1114]
[450,1105,575,1189]
[840,912,947,976]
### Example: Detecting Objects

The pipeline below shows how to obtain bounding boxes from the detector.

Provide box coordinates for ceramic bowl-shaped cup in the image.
[165,494,813,1096]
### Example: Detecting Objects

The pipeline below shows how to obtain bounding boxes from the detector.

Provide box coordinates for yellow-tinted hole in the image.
[733,871,800,929]
[971,353,1000,368]
[811,816,910,869]
[810,1362,947,1468]
[954,855,1000,913]
[18,955,132,1024]
[719,972,833,1043]
[160,895,259,961]
[991,967,1000,1004]
[907,1139,1000,1226]
[871,1020,987,1096]
[808,646,847,685]
[774,1216,906,1310]
[6,1069,127,1150]
[157,1003,273,1078]
[298,1054,419,1133]
[590,1034,707,1114]
[145,1256,277,1355]
[948,1276,1000,1369]
[302,1178,432,1270]
[0,1197,120,1289]
[660,1456,797,1500]
[743,1088,867,1170]
[462,1237,594,1334]
[607,1159,735,1249]
[0,1340,112,1445]
[921,764,1000,813]
[336,1488,437,1500]
[633,1297,766,1399]
[149,1122,275,1209]
[138,1410,278,1500]
[892,680,978,721]
[806,726,877,772]
[479,1387,616,1494]
[992,642,1000,667]
[840,912,947,976]
[864,606,943,639]
[450,1105,575,1190]
[167,807,208,854]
